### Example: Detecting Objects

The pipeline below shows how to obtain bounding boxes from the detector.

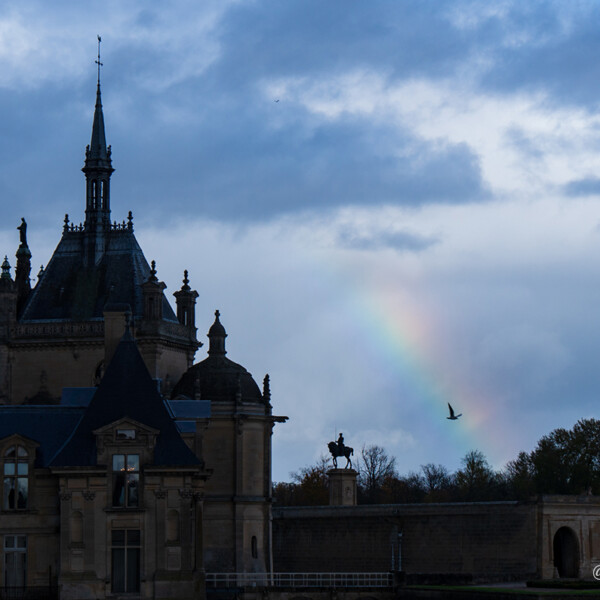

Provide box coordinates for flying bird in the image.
[447,403,462,420]
[274,99,280,102]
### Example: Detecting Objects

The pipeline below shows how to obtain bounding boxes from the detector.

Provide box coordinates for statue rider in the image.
[337,432,344,453]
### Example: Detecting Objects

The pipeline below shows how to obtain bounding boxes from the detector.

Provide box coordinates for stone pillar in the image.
[328,469,358,506]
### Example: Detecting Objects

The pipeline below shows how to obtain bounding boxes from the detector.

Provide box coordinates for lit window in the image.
[3,446,28,510]
[112,454,139,508]
[111,530,140,593]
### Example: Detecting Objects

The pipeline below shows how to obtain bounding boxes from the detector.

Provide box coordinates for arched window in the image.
[91,180,98,209]
[3,446,28,509]
[251,535,258,559]
[101,180,108,209]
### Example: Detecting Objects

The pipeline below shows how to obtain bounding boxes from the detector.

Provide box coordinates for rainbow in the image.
[324,260,516,472]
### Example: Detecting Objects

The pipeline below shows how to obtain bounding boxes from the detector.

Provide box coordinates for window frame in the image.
[4,534,27,588]
[2,445,30,511]
[111,453,140,509]
[111,529,140,594]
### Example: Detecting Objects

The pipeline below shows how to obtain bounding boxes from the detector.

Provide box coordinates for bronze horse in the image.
[328,441,354,469]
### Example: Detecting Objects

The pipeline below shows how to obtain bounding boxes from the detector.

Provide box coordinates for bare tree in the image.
[421,463,451,496]
[358,444,397,502]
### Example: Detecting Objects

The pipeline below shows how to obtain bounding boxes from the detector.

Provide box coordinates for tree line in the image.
[273,418,600,506]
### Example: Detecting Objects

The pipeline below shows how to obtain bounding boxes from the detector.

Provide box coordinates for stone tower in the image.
[0,72,200,404]
[172,311,287,573]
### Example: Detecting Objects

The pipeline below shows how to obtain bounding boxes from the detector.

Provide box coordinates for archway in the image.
[553,526,579,578]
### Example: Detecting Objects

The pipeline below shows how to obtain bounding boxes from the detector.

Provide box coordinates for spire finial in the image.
[95,35,103,87]
[181,270,191,291]
[215,309,220,319]
[1,256,11,279]
[148,260,158,283]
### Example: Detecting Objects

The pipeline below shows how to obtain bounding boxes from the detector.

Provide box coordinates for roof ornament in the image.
[208,309,227,356]
[37,265,44,281]
[181,270,191,291]
[1,256,11,279]
[95,35,103,87]
[63,214,70,233]
[127,211,133,231]
[17,218,27,248]
[149,260,158,282]
[263,374,272,414]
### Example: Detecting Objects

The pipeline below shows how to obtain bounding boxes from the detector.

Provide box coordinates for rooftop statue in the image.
[328,432,354,469]
[17,218,27,247]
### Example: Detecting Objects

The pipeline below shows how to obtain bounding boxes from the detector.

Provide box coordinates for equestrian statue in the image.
[328,433,354,469]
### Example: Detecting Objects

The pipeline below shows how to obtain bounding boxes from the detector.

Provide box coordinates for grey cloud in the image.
[336,226,438,252]
[563,178,600,197]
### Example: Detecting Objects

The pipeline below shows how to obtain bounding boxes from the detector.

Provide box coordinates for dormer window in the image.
[112,454,139,508]
[3,446,28,510]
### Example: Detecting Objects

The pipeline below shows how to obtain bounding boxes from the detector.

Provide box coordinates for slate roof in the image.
[51,331,200,467]
[0,407,84,467]
[20,230,177,322]
[171,311,263,403]
[171,355,263,403]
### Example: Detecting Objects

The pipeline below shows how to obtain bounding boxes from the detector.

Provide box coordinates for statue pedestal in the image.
[328,469,358,506]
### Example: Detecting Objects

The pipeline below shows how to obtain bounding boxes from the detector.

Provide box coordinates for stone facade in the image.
[0,71,286,600]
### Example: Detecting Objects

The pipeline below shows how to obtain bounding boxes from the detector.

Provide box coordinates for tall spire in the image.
[82,35,114,263]
[85,36,112,170]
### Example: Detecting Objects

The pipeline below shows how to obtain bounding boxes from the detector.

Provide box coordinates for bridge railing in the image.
[205,572,393,588]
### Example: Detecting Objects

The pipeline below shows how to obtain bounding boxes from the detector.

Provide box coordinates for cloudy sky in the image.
[2,1,600,481]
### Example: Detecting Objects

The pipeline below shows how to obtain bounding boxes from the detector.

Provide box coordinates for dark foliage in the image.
[273,419,600,506]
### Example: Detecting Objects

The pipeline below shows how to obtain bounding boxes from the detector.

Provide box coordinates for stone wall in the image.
[273,501,539,581]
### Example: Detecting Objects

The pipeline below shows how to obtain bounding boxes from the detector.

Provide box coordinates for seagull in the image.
[447,403,462,420]
[274,99,280,103]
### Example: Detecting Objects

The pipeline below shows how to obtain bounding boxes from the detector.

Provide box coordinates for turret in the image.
[174,270,199,330]
[0,256,17,327]
[141,261,166,321]
[207,310,227,356]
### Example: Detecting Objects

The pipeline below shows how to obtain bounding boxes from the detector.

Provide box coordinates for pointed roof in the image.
[89,83,109,162]
[19,231,178,321]
[51,331,200,467]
